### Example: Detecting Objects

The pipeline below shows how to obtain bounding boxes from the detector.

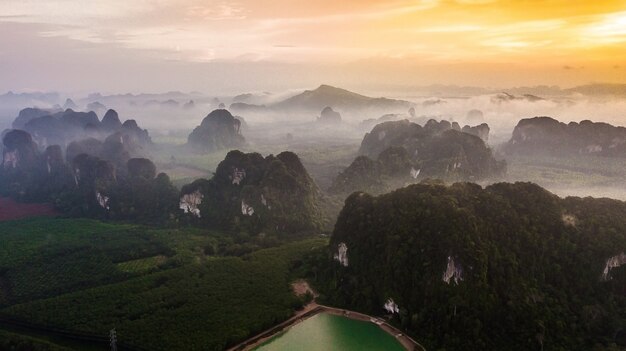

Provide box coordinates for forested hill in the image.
[323,181,626,350]
[179,150,323,234]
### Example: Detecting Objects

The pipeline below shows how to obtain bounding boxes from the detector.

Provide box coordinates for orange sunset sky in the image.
[1,0,625,93]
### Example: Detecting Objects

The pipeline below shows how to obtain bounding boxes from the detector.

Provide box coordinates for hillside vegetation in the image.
[313,182,625,350]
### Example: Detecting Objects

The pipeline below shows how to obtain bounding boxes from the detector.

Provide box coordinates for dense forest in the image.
[310,182,625,350]
[0,330,74,351]
[0,217,326,350]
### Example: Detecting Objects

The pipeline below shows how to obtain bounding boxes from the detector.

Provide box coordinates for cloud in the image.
[582,11,626,43]
[185,3,247,20]
[256,1,438,29]
[418,25,484,33]
[0,0,625,69]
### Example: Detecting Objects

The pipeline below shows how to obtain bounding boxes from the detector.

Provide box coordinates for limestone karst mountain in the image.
[187,109,245,153]
[461,123,490,142]
[324,181,626,351]
[504,116,626,157]
[355,119,503,182]
[13,108,152,149]
[63,98,78,110]
[0,128,177,221]
[179,150,322,234]
[101,109,123,132]
[329,146,415,195]
[12,107,62,130]
[1,129,39,171]
[317,106,342,123]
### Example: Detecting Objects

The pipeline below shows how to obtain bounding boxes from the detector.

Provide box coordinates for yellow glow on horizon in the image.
[0,0,625,76]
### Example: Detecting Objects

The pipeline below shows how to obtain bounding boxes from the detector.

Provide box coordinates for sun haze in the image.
[1,0,625,92]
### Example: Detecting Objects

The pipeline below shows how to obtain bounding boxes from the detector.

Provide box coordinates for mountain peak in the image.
[316,84,340,91]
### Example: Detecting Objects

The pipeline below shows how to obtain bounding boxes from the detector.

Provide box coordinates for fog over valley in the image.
[3,83,625,200]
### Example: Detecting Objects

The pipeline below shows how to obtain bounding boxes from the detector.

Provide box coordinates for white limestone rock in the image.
[442,256,463,284]
[334,242,349,267]
[241,199,254,216]
[384,298,400,314]
[561,213,577,227]
[231,167,246,185]
[180,190,203,217]
[96,191,110,210]
[3,150,18,169]
[410,167,421,179]
[602,252,626,281]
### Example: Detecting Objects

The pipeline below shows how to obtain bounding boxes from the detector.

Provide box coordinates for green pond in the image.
[253,313,406,351]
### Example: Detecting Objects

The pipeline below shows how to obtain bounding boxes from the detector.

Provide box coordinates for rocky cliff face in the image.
[180,150,322,234]
[187,109,245,153]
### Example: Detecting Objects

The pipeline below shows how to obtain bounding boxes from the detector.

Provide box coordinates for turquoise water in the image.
[253,313,405,351]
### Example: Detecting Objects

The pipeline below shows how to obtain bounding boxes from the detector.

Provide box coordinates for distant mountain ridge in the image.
[272,84,413,112]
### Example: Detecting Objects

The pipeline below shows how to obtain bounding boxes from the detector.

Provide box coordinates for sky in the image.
[1,0,625,94]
